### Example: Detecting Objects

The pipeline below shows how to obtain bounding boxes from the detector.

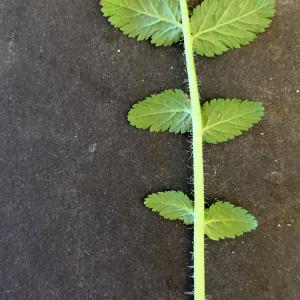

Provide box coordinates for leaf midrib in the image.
[131,108,191,119]
[109,0,182,28]
[202,108,261,133]
[155,199,194,216]
[192,3,270,41]
[205,218,251,225]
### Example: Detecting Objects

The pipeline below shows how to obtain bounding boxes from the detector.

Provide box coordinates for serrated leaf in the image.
[145,191,194,225]
[202,99,264,144]
[191,0,275,57]
[100,0,182,47]
[128,89,192,134]
[205,201,257,240]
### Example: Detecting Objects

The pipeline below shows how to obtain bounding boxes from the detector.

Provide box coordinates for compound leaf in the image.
[202,99,264,144]
[128,89,192,134]
[101,0,182,47]
[205,201,257,240]
[191,0,275,57]
[145,191,194,225]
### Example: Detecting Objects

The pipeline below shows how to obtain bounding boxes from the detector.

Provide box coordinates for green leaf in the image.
[100,0,182,47]
[128,89,192,134]
[205,201,257,240]
[202,99,264,144]
[191,0,275,57]
[145,191,194,225]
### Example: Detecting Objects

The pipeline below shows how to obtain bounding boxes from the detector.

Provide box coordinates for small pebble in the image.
[88,143,97,153]
[264,171,284,185]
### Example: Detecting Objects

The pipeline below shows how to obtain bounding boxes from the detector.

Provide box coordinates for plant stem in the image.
[179,0,205,299]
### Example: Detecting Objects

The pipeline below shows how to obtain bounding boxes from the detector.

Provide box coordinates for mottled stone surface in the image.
[0,1,299,299]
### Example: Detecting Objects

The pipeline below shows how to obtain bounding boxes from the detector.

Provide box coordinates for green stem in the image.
[179,1,205,299]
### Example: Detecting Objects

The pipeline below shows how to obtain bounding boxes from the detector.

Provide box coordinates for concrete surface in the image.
[0,0,299,299]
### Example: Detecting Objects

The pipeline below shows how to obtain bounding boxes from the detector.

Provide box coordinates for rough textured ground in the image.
[0,0,299,299]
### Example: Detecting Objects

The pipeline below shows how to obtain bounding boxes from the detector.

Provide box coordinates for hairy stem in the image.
[179,0,205,299]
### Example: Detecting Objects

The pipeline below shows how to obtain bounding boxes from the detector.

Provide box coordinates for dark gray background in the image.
[0,0,299,299]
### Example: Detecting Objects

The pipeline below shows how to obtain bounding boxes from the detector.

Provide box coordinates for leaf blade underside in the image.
[191,0,275,57]
[205,201,258,241]
[145,191,194,225]
[202,99,264,144]
[128,89,192,134]
[101,0,182,46]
